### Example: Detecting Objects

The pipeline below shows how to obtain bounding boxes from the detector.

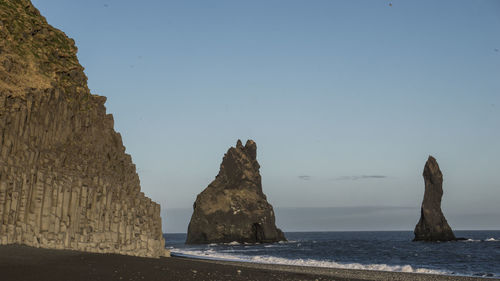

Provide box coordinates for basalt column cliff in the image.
[0,1,165,257]
[186,140,285,244]
[414,156,456,242]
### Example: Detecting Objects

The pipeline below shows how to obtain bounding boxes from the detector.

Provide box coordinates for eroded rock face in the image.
[0,0,165,257]
[186,140,285,244]
[414,156,456,242]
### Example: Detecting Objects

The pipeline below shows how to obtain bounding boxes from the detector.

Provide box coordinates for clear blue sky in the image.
[32,0,500,232]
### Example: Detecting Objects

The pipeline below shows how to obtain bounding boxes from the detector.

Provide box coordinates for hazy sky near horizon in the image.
[32,0,500,232]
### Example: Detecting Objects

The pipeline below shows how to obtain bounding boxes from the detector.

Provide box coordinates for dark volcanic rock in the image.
[0,0,165,257]
[186,140,286,244]
[414,156,456,241]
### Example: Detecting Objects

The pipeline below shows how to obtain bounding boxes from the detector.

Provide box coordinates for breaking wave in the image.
[171,248,449,275]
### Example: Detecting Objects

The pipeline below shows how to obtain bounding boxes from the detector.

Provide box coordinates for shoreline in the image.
[0,245,497,281]
[180,255,496,281]
[170,251,452,275]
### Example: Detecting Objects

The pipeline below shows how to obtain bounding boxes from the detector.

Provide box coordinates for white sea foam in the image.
[264,244,282,248]
[171,248,448,275]
[464,239,481,242]
[485,238,498,242]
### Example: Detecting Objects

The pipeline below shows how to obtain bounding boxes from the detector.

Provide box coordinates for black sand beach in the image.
[0,245,496,281]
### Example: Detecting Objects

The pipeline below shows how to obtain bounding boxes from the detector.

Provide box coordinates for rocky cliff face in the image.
[0,0,166,257]
[186,140,285,244]
[414,156,456,242]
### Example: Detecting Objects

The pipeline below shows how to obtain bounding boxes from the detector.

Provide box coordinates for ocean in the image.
[165,231,500,278]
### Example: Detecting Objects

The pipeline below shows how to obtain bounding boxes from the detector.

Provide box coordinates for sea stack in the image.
[0,0,165,257]
[414,156,456,241]
[186,140,285,244]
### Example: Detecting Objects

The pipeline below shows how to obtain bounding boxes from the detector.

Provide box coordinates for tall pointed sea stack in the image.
[0,0,165,257]
[186,140,285,244]
[414,156,456,241]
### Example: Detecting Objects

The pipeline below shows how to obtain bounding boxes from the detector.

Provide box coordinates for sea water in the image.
[165,231,500,278]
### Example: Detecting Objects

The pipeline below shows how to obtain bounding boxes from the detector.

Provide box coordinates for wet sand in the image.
[0,245,496,281]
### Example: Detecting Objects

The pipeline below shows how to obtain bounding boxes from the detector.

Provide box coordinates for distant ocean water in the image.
[165,231,500,278]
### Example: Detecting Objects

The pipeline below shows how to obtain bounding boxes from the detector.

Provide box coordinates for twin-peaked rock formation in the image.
[414,156,456,242]
[0,0,165,257]
[186,140,285,244]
